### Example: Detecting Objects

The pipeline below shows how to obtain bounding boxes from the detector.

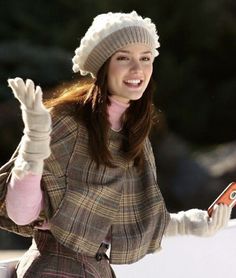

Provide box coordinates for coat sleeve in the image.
[0,109,78,236]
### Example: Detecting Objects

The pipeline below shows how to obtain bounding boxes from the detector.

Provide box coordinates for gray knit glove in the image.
[8,78,52,178]
[165,204,231,237]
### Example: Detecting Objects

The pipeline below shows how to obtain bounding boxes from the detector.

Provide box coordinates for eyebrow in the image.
[115,50,152,55]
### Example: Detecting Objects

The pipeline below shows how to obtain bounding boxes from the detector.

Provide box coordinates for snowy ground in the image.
[113,219,236,278]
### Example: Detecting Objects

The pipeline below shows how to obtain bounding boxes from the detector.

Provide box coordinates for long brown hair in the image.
[45,60,157,169]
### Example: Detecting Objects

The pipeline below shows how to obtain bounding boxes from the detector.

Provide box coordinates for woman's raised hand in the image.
[8,78,51,133]
[8,78,52,178]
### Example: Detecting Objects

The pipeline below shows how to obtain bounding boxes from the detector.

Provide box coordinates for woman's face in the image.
[107,44,154,103]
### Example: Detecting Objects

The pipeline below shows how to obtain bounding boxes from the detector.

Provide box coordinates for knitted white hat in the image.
[72,11,160,78]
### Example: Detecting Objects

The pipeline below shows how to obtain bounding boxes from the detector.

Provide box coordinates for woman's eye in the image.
[141,56,151,61]
[117,56,129,61]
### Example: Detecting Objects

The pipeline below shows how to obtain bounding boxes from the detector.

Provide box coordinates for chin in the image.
[130,92,144,101]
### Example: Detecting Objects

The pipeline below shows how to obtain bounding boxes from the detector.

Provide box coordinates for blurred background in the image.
[0,0,235,250]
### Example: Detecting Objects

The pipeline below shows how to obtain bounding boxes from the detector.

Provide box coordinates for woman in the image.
[6,11,231,277]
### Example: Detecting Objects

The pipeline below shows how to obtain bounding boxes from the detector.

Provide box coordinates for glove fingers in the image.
[8,78,16,90]
[15,77,26,95]
[211,204,231,232]
[26,79,34,95]
[8,78,18,94]
[8,78,24,104]
[8,78,28,107]
[8,78,44,111]
[220,204,231,228]
[34,86,44,111]
[210,204,219,231]
[215,204,224,230]
[26,79,35,108]
[226,205,232,219]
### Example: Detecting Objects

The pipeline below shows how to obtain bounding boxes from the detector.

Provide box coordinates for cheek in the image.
[107,64,124,90]
[145,66,153,83]
[107,73,119,94]
[107,76,113,93]
[148,65,153,77]
[107,64,115,92]
[110,67,123,80]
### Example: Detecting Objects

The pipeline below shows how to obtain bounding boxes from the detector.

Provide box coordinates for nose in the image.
[130,59,142,73]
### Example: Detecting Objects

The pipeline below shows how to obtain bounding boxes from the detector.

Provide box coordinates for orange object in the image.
[208,182,236,217]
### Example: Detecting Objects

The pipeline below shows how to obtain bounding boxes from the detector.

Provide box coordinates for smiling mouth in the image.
[123,79,143,87]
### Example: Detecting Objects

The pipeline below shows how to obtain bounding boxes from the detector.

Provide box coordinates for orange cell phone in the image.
[208,182,236,217]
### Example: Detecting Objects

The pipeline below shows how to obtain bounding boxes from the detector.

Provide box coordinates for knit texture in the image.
[107,95,130,131]
[72,11,160,78]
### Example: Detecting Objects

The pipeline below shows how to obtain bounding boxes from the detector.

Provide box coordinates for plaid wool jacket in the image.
[0,110,170,264]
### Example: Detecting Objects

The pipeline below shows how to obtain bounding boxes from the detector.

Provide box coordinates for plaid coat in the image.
[0,110,170,264]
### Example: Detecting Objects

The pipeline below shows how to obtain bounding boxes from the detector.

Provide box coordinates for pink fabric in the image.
[6,97,129,226]
[107,95,130,131]
[6,173,43,225]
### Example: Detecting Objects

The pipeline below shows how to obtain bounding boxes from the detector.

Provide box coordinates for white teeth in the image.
[125,79,141,84]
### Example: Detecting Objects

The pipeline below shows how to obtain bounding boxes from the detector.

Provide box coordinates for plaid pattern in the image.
[0,111,170,265]
[43,112,170,264]
[14,230,116,278]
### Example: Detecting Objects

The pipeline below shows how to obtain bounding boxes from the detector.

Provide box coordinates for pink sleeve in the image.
[6,173,43,225]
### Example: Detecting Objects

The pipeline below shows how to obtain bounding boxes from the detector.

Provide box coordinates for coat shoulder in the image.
[49,107,79,144]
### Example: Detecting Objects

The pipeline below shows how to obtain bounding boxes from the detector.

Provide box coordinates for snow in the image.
[112,219,236,278]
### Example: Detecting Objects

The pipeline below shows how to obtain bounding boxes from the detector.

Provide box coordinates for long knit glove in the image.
[165,204,231,237]
[8,78,52,179]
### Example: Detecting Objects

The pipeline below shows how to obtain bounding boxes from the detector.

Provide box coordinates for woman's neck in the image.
[107,96,130,132]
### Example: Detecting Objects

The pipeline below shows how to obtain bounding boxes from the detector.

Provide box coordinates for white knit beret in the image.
[72,11,160,78]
